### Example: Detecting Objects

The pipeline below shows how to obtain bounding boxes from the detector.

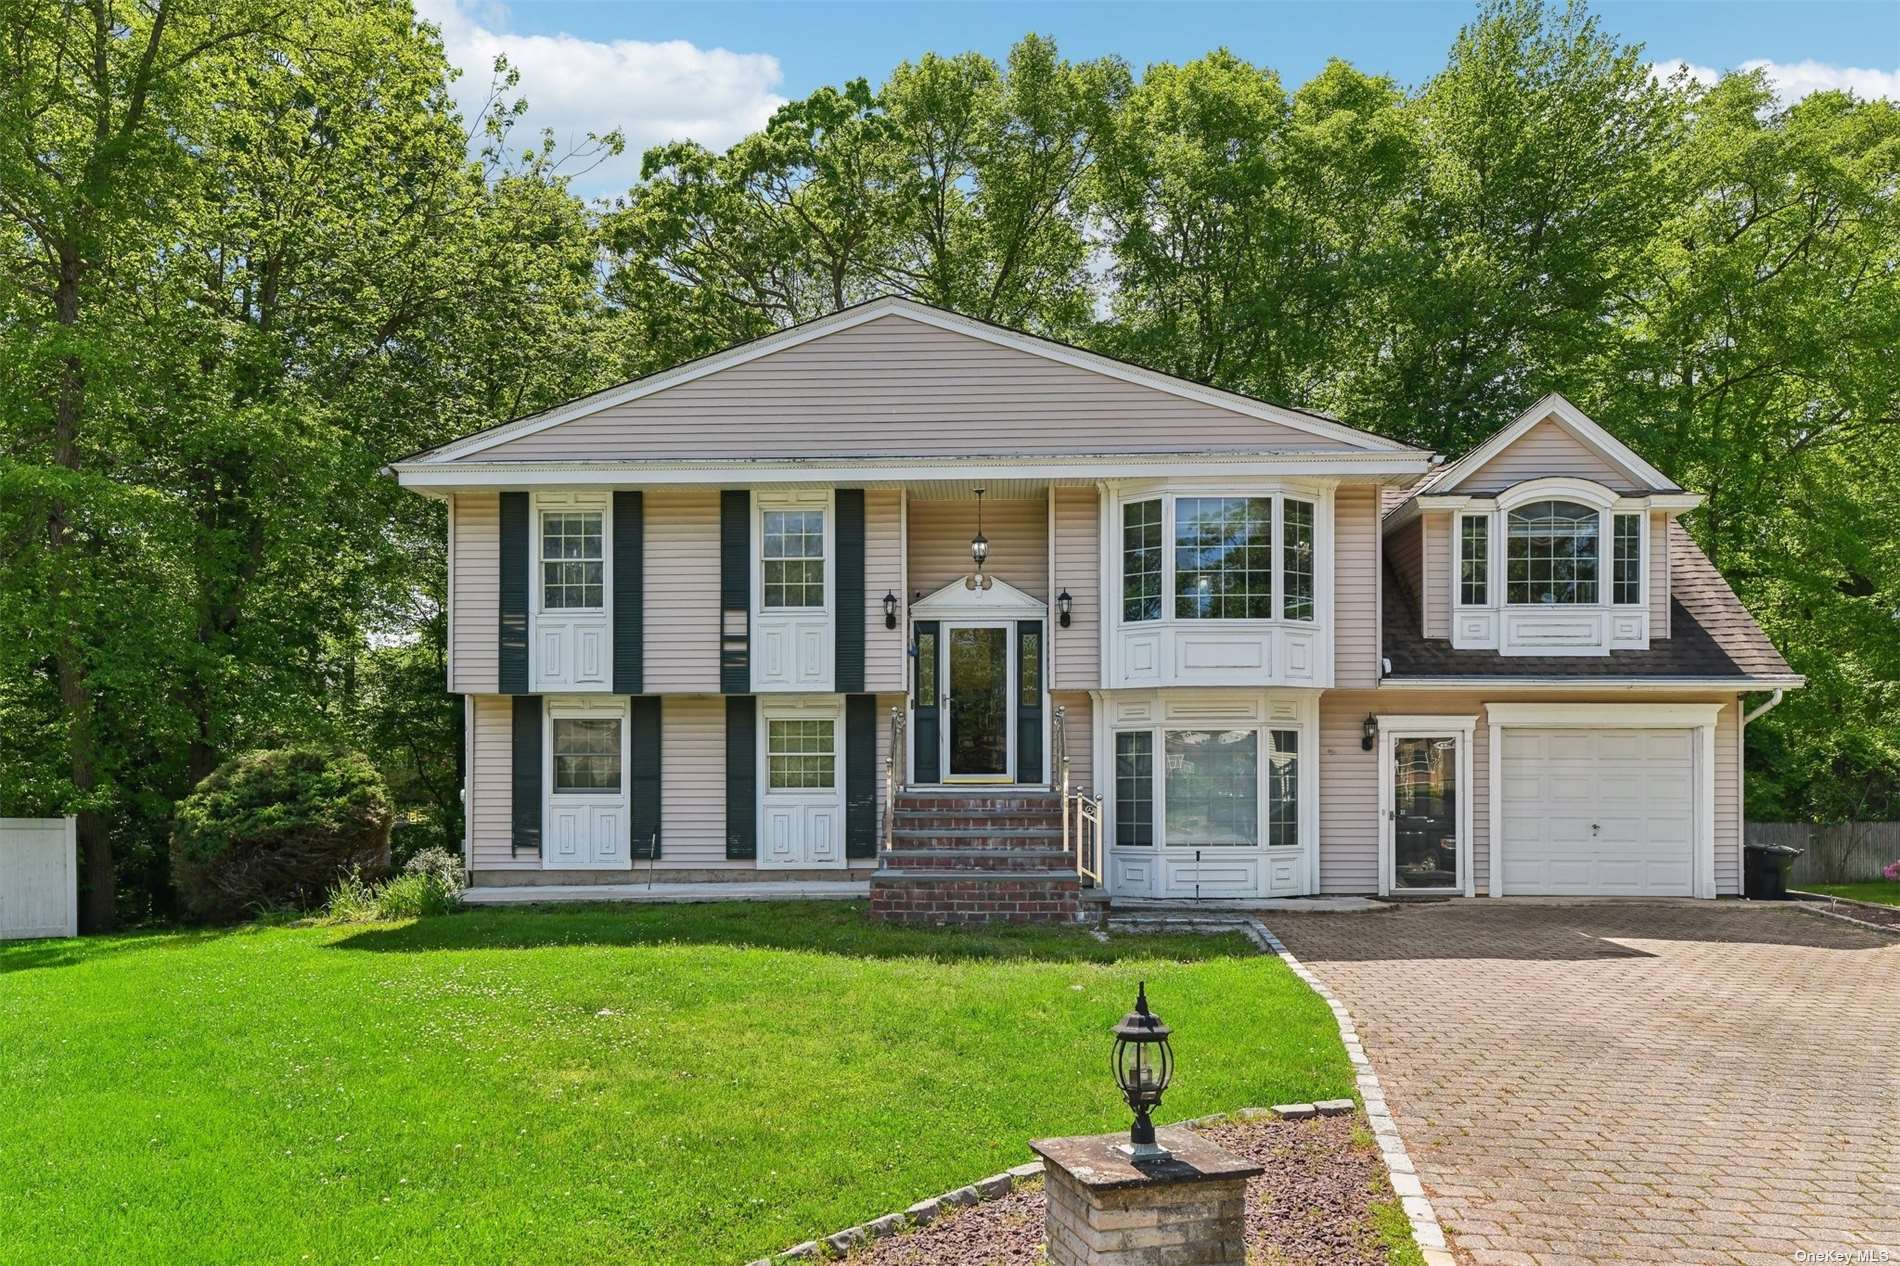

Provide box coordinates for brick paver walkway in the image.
[1268,903,1900,1266]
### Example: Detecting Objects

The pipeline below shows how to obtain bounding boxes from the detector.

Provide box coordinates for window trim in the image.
[1113,487,1326,629]
[536,505,608,614]
[759,503,829,612]
[765,715,838,791]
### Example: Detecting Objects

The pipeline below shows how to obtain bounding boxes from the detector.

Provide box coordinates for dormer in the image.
[1385,395,1701,657]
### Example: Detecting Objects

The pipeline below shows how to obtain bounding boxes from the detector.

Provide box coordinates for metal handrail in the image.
[1072,792,1103,887]
[1053,704,1069,854]
[883,705,904,851]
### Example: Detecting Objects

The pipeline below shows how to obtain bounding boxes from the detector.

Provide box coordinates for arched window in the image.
[1506,500,1599,605]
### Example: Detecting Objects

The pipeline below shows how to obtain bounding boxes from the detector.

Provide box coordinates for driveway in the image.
[1267,902,1900,1266]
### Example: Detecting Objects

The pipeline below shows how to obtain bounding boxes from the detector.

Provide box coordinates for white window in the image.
[551,717,621,792]
[1281,499,1315,621]
[761,509,825,609]
[1266,730,1299,847]
[1122,500,1163,622]
[541,511,604,610]
[1174,497,1272,620]
[1115,731,1154,846]
[1612,513,1643,606]
[1163,729,1259,846]
[767,718,835,789]
[1458,514,1489,606]
[1506,500,1599,605]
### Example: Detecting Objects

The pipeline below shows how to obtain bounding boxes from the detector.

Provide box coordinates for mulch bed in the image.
[846,1114,1399,1266]
[1798,895,1900,932]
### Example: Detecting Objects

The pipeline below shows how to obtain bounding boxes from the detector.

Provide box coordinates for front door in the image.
[945,622,1013,782]
[1383,731,1464,894]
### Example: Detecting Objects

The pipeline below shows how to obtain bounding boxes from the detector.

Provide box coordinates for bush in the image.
[171,747,393,921]
[1884,859,1900,883]
[319,850,463,923]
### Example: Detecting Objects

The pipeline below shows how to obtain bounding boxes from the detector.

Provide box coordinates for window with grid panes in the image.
[541,511,604,609]
[762,510,825,608]
[767,718,835,789]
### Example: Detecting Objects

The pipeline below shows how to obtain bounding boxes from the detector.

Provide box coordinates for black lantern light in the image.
[965,487,993,591]
[1361,714,1378,752]
[1111,981,1174,1159]
[883,591,899,629]
[1058,590,1073,628]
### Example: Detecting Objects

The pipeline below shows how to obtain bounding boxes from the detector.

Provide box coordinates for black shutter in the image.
[629,696,661,860]
[912,620,941,784]
[835,489,865,693]
[720,490,750,693]
[1017,620,1044,784]
[510,695,541,855]
[613,491,643,695]
[845,693,877,859]
[724,695,757,859]
[499,492,530,694]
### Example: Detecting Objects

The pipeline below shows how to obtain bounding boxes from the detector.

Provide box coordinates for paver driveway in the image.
[1267,902,1900,1266]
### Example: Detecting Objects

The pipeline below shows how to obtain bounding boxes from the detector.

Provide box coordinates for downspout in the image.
[1738,689,1785,868]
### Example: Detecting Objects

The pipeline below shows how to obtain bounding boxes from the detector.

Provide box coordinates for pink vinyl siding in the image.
[655,695,733,869]
[1318,689,1744,896]
[644,489,721,693]
[1449,418,1649,494]
[1649,511,1670,637]
[475,316,1362,461]
[1051,690,1093,796]
[865,490,905,692]
[907,498,1047,600]
[449,493,499,694]
[1334,483,1379,688]
[1050,486,1100,690]
[1422,512,1451,639]
[467,695,526,871]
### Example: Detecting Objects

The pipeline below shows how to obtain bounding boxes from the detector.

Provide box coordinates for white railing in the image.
[1072,793,1103,888]
[883,705,905,852]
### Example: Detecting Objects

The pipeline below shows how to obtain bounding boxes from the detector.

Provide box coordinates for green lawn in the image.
[0,902,1352,1266]
[1803,881,1900,906]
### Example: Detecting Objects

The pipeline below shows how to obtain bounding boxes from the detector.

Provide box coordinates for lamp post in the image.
[1111,981,1174,1159]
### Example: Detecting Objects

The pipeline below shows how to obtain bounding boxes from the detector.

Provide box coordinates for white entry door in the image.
[543,697,629,869]
[758,703,845,868]
[1499,728,1696,895]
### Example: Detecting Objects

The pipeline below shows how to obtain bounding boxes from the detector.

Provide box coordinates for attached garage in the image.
[1486,704,1721,899]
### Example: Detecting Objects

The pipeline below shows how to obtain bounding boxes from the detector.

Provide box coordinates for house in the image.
[390,297,1801,916]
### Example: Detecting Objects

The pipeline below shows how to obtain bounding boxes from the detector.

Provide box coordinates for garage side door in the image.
[1500,728,1695,896]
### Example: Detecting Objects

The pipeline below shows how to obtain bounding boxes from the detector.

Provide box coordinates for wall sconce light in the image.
[882,591,898,630]
[1361,714,1378,752]
[1057,590,1073,628]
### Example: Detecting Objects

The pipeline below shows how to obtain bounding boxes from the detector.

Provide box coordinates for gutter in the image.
[1741,688,1786,726]
[1379,676,1806,691]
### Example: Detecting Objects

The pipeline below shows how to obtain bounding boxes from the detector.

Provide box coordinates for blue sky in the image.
[422,0,1900,195]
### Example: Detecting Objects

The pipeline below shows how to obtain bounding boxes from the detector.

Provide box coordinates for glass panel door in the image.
[1392,735,1460,890]
[947,625,1010,778]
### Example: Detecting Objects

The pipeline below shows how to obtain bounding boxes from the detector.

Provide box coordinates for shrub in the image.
[171,747,393,921]
[320,852,462,923]
[1884,859,1900,883]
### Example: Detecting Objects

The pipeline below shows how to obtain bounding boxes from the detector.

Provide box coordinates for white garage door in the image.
[1499,729,1696,896]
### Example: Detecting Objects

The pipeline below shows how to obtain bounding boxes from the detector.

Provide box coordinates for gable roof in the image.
[1382,521,1800,685]
[403,297,1423,466]
[1387,393,1679,518]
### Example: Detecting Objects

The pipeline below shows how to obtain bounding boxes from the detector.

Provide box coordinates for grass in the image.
[0,901,1353,1266]
[1802,881,1900,907]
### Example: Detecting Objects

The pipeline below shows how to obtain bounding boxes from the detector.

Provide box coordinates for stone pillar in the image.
[1030,1127,1261,1266]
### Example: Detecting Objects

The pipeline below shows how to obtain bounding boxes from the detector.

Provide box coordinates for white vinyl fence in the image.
[1,817,79,940]
[1746,821,1900,886]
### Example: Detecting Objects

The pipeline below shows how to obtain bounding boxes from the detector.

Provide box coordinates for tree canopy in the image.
[3,0,1895,926]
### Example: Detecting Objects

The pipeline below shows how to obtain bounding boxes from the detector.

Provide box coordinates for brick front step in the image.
[869,872,1081,924]
[890,828,1065,849]
[891,813,1063,832]
[894,793,1059,813]
[881,848,1076,873]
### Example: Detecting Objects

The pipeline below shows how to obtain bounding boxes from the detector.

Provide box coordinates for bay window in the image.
[1163,729,1258,846]
[1118,491,1322,625]
[1267,731,1299,848]
[1111,723,1303,851]
[1114,731,1154,846]
[1506,500,1598,605]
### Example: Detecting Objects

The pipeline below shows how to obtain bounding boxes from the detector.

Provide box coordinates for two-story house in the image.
[391,298,1800,915]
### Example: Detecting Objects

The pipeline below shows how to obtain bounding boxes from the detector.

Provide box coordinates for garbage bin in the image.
[1743,842,1802,900]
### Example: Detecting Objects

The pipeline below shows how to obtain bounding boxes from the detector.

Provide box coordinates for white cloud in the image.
[1651,57,1900,104]
[416,0,786,198]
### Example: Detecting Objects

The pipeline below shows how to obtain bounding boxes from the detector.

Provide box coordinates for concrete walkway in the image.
[1267,902,1900,1266]
[463,880,870,905]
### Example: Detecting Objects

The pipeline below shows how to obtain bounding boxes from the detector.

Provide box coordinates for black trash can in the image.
[1743,842,1802,900]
